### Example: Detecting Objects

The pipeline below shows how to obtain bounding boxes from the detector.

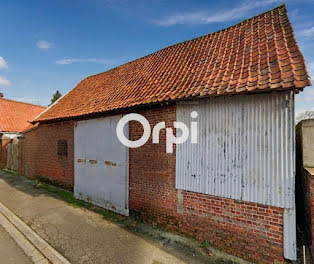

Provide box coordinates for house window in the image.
[57,140,68,156]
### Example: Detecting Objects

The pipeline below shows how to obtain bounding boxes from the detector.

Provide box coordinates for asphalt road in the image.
[0,224,32,264]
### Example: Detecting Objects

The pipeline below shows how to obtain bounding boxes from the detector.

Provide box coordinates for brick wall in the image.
[1,138,11,169]
[22,121,74,188]
[129,105,179,226]
[129,105,284,263]
[182,192,284,263]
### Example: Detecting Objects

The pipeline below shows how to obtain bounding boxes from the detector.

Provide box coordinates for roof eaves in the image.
[35,86,300,124]
[31,90,71,124]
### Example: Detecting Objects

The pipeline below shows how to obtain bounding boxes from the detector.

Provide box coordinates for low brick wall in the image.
[22,122,74,188]
[182,192,284,263]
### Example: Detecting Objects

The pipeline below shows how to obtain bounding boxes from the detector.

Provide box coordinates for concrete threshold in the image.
[0,201,71,264]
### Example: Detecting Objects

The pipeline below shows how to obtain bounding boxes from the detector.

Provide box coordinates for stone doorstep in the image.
[0,201,71,264]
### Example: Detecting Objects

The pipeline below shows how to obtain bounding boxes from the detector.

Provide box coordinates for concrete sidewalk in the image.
[0,224,32,264]
[0,170,248,264]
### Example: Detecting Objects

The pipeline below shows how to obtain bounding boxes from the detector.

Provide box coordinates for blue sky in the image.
[0,0,313,115]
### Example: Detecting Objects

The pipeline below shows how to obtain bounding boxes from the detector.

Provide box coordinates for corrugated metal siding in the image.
[176,91,295,209]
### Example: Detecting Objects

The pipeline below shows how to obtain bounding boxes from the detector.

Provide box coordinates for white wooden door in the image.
[74,115,129,215]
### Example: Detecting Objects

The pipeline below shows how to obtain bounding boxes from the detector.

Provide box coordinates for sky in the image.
[1,0,314,116]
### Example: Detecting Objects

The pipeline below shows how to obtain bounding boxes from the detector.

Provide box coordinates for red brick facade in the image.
[129,106,179,224]
[22,121,74,188]
[129,105,284,263]
[1,138,11,169]
[19,105,285,263]
[183,193,284,263]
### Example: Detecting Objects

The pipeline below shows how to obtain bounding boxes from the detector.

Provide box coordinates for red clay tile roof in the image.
[35,4,311,123]
[0,98,46,132]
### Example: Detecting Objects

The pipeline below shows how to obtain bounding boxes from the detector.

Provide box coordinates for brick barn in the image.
[22,5,311,263]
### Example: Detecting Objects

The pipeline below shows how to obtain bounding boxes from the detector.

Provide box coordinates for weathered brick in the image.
[21,121,74,188]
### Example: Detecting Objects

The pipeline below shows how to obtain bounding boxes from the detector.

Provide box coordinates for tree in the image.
[49,90,62,106]
[296,110,314,124]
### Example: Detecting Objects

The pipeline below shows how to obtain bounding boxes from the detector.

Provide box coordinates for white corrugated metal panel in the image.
[176,91,295,209]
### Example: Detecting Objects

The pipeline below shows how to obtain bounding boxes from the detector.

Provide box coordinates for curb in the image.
[0,211,49,264]
[0,202,71,264]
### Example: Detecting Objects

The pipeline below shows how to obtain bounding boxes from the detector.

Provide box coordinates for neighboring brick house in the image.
[22,5,311,263]
[0,93,45,170]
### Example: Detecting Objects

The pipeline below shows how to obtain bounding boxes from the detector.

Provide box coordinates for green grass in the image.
[91,207,119,221]
[37,182,119,221]
[2,169,18,176]
[35,175,73,191]
[201,240,210,248]
[37,183,88,207]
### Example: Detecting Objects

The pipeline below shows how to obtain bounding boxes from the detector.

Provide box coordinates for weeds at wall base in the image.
[35,179,190,238]
[35,182,121,222]
[35,175,73,191]
[3,169,18,176]
[37,180,180,233]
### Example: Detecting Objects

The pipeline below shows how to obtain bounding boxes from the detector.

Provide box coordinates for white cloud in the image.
[298,27,314,37]
[151,0,281,26]
[36,40,53,50]
[304,97,314,101]
[0,76,11,86]
[308,62,314,79]
[56,58,117,65]
[296,94,314,102]
[0,57,8,69]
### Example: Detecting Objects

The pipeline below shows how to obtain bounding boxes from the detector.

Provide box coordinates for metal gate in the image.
[74,115,129,216]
